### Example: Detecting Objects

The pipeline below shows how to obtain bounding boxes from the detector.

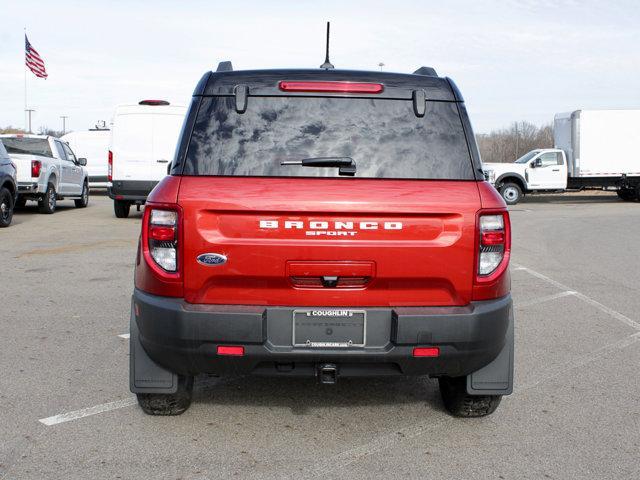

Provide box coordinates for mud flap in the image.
[466,305,514,395]
[129,302,179,394]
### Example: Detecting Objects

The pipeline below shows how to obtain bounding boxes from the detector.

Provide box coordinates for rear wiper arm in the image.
[281,156,356,176]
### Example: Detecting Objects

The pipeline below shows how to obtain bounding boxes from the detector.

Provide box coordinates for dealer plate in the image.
[293,309,366,347]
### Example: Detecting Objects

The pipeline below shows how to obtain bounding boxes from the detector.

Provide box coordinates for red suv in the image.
[129,63,514,417]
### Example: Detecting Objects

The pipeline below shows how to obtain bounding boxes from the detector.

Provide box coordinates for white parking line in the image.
[513,263,640,331]
[519,331,640,391]
[39,263,637,429]
[39,398,137,426]
[516,290,576,309]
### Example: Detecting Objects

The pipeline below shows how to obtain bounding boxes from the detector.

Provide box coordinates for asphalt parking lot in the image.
[1,191,639,479]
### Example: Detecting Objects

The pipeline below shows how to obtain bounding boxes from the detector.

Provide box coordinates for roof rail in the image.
[216,61,233,72]
[413,66,437,77]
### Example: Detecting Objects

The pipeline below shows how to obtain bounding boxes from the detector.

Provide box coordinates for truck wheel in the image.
[114,200,130,218]
[0,187,14,228]
[136,376,194,415]
[38,183,57,214]
[438,376,502,417]
[499,183,522,205]
[74,181,89,208]
[617,188,638,201]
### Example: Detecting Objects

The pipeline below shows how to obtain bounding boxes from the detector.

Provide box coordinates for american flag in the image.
[25,35,48,79]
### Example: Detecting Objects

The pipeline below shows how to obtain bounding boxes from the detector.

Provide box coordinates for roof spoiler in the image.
[413,66,437,77]
[216,61,233,72]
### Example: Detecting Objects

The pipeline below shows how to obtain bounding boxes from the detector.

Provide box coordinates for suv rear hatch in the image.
[176,75,481,307]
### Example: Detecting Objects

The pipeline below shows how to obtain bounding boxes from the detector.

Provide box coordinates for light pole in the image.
[60,116,68,134]
[378,62,385,71]
[25,109,35,133]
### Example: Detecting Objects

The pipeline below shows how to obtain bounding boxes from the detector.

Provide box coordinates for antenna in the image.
[320,22,334,70]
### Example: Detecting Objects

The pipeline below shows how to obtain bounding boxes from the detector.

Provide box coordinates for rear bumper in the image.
[17,181,41,196]
[133,289,512,379]
[108,180,158,202]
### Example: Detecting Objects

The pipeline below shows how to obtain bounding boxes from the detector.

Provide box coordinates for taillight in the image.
[31,160,41,178]
[476,212,510,281]
[107,150,113,182]
[278,81,384,94]
[143,207,180,274]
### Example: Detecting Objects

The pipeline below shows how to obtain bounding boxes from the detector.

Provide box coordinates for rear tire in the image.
[499,182,522,205]
[114,199,130,218]
[438,376,502,417]
[74,181,89,208]
[617,188,638,201]
[136,376,194,416]
[38,183,56,214]
[0,187,14,228]
[15,197,27,209]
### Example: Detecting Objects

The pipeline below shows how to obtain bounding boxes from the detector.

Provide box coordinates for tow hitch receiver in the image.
[318,363,338,384]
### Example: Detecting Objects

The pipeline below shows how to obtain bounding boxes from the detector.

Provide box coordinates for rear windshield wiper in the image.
[280,157,356,176]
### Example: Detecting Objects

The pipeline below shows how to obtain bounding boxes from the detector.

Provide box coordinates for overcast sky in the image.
[1,0,639,134]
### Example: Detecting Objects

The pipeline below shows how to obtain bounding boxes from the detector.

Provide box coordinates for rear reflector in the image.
[412,347,440,357]
[278,81,384,94]
[217,345,244,356]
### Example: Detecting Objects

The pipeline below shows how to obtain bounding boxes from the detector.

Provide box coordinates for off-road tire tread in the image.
[136,376,194,416]
[438,376,502,418]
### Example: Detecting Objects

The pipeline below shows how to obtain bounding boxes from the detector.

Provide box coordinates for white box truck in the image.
[61,125,110,187]
[482,109,640,204]
[108,100,186,218]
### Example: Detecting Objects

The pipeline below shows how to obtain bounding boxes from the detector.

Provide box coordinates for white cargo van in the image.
[108,100,186,218]
[61,126,110,187]
[482,109,640,204]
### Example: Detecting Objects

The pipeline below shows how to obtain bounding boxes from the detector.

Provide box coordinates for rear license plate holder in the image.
[293,309,366,348]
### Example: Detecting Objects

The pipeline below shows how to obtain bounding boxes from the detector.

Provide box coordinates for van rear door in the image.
[111,112,153,182]
[150,111,185,181]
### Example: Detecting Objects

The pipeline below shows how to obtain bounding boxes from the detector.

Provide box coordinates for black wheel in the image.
[438,376,502,417]
[136,376,194,416]
[617,188,638,202]
[0,187,14,228]
[15,197,27,209]
[38,183,56,214]
[499,182,522,205]
[114,199,130,218]
[75,181,89,208]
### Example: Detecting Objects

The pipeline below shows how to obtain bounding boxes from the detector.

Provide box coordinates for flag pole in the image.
[24,27,27,132]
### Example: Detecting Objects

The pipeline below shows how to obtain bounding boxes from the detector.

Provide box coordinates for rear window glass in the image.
[1,137,53,157]
[184,96,474,179]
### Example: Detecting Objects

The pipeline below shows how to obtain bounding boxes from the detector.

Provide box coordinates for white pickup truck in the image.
[0,134,89,213]
[483,109,640,204]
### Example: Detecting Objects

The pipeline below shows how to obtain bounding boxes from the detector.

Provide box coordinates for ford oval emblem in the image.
[196,253,227,266]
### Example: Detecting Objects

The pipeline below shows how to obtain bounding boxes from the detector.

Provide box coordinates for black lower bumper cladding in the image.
[130,289,513,396]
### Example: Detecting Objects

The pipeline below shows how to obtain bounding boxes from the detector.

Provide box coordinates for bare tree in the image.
[0,126,27,134]
[37,126,66,138]
[476,122,553,163]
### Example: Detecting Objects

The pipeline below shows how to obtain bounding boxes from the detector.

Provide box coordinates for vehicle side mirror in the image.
[77,158,87,166]
[167,162,172,175]
[531,158,542,168]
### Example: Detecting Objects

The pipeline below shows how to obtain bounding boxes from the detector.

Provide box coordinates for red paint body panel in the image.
[135,176,512,305]
[174,176,483,307]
